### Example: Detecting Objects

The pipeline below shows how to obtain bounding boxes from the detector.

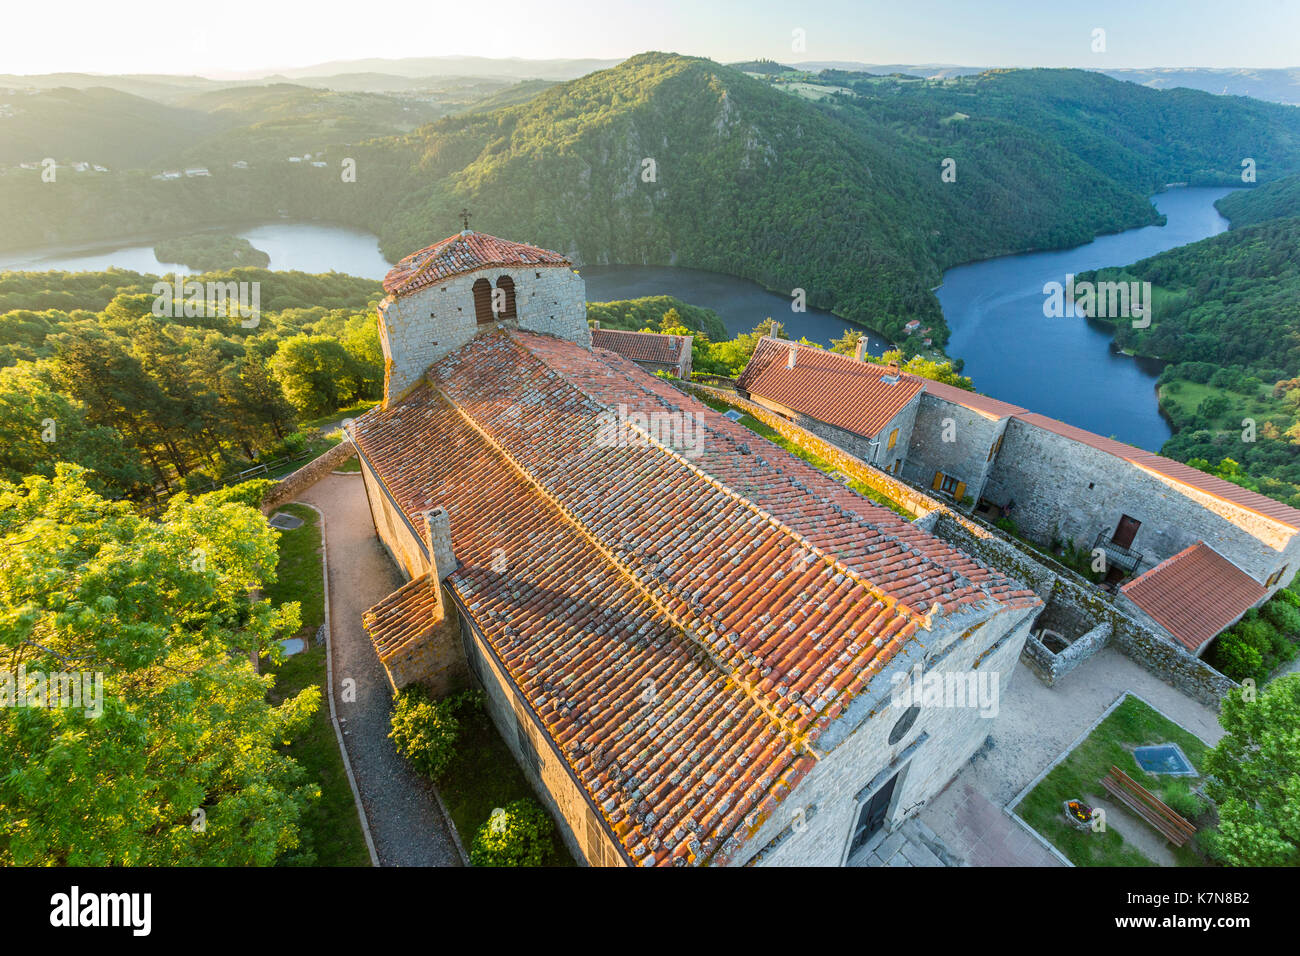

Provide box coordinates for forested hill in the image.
[1217,173,1300,227]
[6,54,1300,343]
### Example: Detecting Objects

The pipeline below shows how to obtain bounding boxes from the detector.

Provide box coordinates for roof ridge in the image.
[573,340,993,618]
[507,331,934,631]
[424,368,826,755]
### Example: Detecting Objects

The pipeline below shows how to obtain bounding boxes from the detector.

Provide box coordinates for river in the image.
[0,189,1237,450]
[937,187,1237,451]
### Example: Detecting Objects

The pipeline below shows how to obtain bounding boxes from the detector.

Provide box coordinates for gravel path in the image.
[298,473,462,867]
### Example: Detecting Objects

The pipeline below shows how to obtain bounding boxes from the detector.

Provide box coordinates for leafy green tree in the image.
[269,334,361,417]
[0,466,319,865]
[469,799,554,867]
[1203,675,1300,866]
[0,361,146,495]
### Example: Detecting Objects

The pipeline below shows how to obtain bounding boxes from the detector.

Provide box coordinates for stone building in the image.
[350,230,1042,866]
[590,325,693,379]
[737,335,1300,655]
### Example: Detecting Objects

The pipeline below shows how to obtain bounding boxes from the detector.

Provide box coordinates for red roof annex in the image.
[382,230,571,298]
[1120,542,1267,652]
[591,327,690,365]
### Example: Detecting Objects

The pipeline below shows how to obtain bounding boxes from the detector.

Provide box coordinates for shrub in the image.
[1211,631,1264,684]
[1196,827,1232,866]
[388,685,459,780]
[1277,588,1300,609]
[1161,782,1207,820]
[1263,598,1300,636]
[469,799,554,867]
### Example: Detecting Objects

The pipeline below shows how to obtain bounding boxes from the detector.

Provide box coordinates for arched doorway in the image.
[495,275,517,320]
[472,277,494,324]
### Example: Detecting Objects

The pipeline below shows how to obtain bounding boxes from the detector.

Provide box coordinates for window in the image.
[1267,565,1289,588]
[472,277,494,324]
[888,705,920,745]
[495,275,517,319]
[887,428,899,451]
[940,474,959,494]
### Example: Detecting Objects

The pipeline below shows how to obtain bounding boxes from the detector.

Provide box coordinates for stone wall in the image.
[933,512,1236,705]
[982,416,1298,586]
[262,439,355,512]
[378,264,590,404]
[905,393,1007,503]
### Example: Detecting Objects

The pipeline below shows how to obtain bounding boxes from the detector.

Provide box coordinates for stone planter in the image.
[1063,799,1094,831]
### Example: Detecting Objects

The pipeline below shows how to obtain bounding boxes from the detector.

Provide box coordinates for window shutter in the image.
[955,481,967,500]
[931,471,944,491]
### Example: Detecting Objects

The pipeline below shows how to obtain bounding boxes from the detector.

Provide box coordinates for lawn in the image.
[436,695,575,866]
[263,502,371,867]
[1015,694,1215,867]
[694,394,914,517]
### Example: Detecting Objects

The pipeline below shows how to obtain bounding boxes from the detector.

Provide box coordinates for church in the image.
[349,226,1041,866]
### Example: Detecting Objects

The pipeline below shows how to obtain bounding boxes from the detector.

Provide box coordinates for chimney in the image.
[423,506,458,582]
[854,338,868,362]
[887,359,900,377]
[787,346,797,369]
[591,319,600,330]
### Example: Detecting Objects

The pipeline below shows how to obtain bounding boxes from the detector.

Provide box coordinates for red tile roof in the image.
[382,230,570,298]
[737,337,922,438]
[1120,542,1267,651]
[591,327,690,366]
[362,572,441,659]
[352,329,1037,865]
[1013,412,1300,532]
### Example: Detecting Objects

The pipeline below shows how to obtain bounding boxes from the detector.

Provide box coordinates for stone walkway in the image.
[917,645,1225,866]
[298,473,463,867]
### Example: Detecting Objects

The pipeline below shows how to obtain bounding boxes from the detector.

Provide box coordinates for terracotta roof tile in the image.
[1120,541,1267,651]
[382,230,570,297]
[737,337,921,438]
[591,328,690,366]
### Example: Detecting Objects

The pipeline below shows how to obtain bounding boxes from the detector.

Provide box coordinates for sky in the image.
[2,0,1298,76]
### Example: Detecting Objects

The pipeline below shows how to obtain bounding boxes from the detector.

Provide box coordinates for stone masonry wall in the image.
[905,393,1007,503]
[378,264,590,404]
[262,439,355,512]
[982,417,1297,585]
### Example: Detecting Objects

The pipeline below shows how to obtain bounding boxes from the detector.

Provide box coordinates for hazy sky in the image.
[3,0,1298,76]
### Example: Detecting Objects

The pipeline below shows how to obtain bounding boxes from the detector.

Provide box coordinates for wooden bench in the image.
[1100,765,1197,847]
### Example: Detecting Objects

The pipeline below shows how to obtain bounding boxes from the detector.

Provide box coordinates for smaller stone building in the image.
[590,325,693,379]
[736,335,1300,656]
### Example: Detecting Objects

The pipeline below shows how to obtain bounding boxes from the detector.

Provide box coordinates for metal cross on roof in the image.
[459,207,471,231]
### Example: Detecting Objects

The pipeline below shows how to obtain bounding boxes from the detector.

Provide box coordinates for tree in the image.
[269,335,362,418]
[0,466,319,865]
[469,799,554,867]
[1203,674,1300,866]
[0,361,146,495]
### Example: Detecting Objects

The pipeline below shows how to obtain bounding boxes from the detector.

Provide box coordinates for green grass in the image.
[436,698,575,866]
[300,399,381,433]
[1158,379,1285,435]
[694,395,914,517]
[1016,695,1213,867]
[263,502,371,867]
[334,455,361,473]
[262,503,324,641]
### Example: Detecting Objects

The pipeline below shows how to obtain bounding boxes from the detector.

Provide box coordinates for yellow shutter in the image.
[955,481,967,500]
[888,428,899,450]
[931,471,944,491]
